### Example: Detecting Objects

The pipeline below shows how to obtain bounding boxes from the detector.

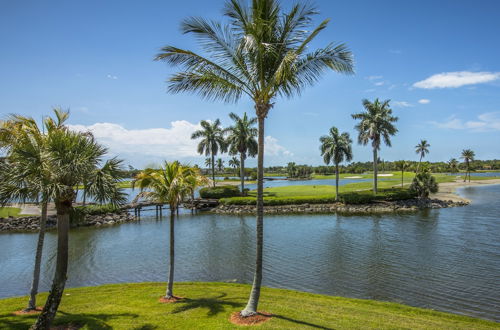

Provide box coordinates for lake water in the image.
[1,185,499,321]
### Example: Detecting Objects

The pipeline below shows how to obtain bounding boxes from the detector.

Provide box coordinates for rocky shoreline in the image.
[212,198,469,215]
[0,211,136,233]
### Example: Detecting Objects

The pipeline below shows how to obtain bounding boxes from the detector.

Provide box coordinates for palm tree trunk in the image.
[32,202,70,330]
[401,169,404,188]
[26,202,48,311]
[373,148,378,194]
[211,153,216,187]
[165,209,175,298]
[82,186,86,206]
[335,163,339,202]
[240,153,245,196]
[417,155,422,173]
[241,108,267,317]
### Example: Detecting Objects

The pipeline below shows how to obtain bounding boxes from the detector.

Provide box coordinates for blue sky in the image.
[1,0,499,167]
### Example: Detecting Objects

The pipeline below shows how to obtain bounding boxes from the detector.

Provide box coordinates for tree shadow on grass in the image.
[170,292,243,317]
[0,312,38,330]
[53,310,140,329]
[272,314,333,330]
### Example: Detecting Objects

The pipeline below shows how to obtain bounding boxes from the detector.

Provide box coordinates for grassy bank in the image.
[1,282,497,329]
[0,207,22,218]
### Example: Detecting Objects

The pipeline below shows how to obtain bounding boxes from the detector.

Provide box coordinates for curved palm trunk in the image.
[241,110,266,317]
[417,154,423,173]
[26,202,48,311]
[32,201,70,330]
[373,148,378,194]
[211,153,216,187]
[240,153,245,195]
[335,163,339,202]
[165,209,175,298]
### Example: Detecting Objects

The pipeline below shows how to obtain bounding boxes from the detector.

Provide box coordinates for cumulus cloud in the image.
[107,74,118,80]
[365,75,383,80]
[418,99,431,104]
[392,101,413,108]
[265,136,293,156]
[430,112,500,132]
[413,71,500,89]
[374,81,385,86]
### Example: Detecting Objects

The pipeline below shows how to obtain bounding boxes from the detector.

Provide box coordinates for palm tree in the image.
[225,112,258,193]
[82,157,127,206]
[448,158,459,174]
[133,162,197,299]
[0,108,68,312]
[228,156,240,176]
[204,157,212,168]
[394,160,409,188]
[415,139,430,173]
[155,0,353,316]
[410,172,438,199]
[319,127,352,201]
[461,149,475,182]
[191,120,226,187]
[352,99,398,194]
[216,158,225,173]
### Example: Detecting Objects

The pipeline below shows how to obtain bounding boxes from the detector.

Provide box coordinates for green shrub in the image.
[199,185,241,199]
[70,204,121,224]
[220,195,337,206]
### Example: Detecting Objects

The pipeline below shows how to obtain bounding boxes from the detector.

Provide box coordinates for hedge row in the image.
[199,185,241,199]
[70,204,121,224]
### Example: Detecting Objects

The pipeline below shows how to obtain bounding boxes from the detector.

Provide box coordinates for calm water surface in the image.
[1,185,499,321]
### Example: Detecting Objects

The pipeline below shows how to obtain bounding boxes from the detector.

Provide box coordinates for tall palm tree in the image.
[82,157,127,206]
[228,156,240,176]
[319,127,352,201]
[448,158,459,174]
[394,160,409,187]
[225,112,258,193]
[18,125,124,329]
[461,149,475,182]
[352,99,398,194]
[191,120,226,187]
[155,0,353,316]
[133,162,198,299]
[216,158,225,173]
[415,139,430,173]
[0,108,68,312]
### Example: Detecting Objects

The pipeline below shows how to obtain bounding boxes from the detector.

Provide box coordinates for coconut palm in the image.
[461,149,475,182]
[319,127,352,201]
[410,172,438,199]
[394,160,410,188]
[191,120,226,187]
[133,162,197,299]
[448,158,459,174]
[82,157,128,206]
[415,139,430,173]
[216,158,225,173]
[352,99,398,194]
[225,112,258,193]
[0,108,69,312]
[228,156,240,176]
[155,0,353,316]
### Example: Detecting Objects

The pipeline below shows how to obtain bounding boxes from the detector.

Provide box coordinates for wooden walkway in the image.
[121,199,219,217]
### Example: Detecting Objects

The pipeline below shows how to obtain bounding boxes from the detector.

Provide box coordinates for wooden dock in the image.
[120,199,219,217]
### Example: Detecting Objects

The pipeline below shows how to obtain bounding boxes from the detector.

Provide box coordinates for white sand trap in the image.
[344,176,362,179]
[377,174,394,177]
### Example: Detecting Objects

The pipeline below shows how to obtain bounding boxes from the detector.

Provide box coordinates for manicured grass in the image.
[0,282,497,329]
[0,207,22,218]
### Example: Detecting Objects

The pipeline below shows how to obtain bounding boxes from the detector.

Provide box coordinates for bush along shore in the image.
[212,198,468,215]
[0,211,135,233]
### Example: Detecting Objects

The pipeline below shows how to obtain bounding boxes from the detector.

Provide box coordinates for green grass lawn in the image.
[0,207,22,218]
[0,282,497,329]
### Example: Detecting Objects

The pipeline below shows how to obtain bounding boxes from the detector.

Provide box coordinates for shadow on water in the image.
[171,292,243,316]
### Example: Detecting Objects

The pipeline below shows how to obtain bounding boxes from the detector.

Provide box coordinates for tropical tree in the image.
[410,172,438,199]
[394,160,410,188]
[191,120,226,187]
[461,149,475,182]
[225,112,258,193]
[204,157,212,169]
[16,125,124,329]
[133,162,197,299]
[216,158,225,173]
[415,139,430,173]
[319,127,352,201]
[155,0,353,317]
[0,109,69,312]
[448,158,459,174]
[287,162,297,178]
[352,98,398,194]
[82,157,127,206]
[228,156,240,175]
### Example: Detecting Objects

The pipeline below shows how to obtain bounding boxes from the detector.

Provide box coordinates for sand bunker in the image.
[344,176,362,179]
[377,174,394,177]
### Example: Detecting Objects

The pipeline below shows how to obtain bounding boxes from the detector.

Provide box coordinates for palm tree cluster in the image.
[0,109,126,329]
[286,162,313,179]
[461,149,475,182]
[158,0,354,317]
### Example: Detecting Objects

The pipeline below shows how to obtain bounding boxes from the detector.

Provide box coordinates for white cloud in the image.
[418,99,431,104]
[365,75,383,81]
[413,71,500,89]
[265,136,293,156]
[364,88,376,93]
[392,101,413,108]
[374,81,385,86]
[430,112,500,132]
[107,74,118,80]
